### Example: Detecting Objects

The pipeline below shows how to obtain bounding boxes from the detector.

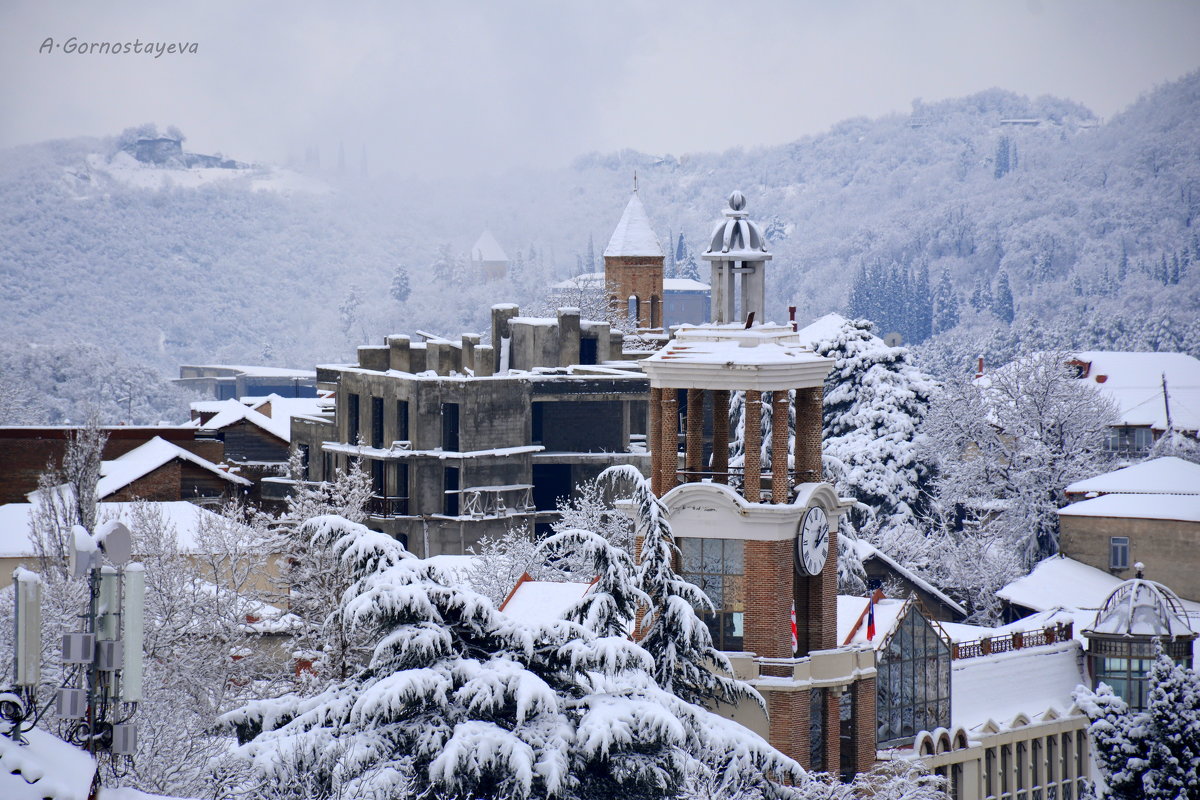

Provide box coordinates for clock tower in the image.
[640,192,875,776]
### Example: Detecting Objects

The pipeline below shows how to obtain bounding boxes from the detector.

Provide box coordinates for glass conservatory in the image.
[875,603,952,746]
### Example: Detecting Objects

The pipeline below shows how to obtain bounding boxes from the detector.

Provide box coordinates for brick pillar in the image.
[766,688,810,768]
[794,386,823,483]
[685,389,704,482]
[825,686,842,780]
[771,391,790,503]
[649,387,662,496]
[852,677,877,776]
[744,539,794,659]
[711,390,730,484]
[744,390,762,502]
[660,390,679,494]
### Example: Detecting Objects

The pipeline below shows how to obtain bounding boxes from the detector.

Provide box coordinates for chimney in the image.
[387,335,412,373]
[975,356,985,379]
[474,345,495,377]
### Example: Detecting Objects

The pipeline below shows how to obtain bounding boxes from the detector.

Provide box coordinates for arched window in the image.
[627,295,640,325]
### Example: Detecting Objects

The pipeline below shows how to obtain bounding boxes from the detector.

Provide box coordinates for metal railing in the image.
[951,622,1073,660]
[367,495,410,518]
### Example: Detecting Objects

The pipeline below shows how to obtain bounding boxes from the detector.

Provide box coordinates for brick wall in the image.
[106,461,182,502]
[604,255,664,328]
[852,677,878,775]
[766,689,810,767]
[745,539,796,659]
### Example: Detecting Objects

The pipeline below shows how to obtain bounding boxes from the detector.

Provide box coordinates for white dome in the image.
[1087,578,1195,638]
[704,191,769,256]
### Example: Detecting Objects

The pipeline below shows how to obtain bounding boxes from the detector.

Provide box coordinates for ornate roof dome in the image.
[1086,577,1196,639]
[704,190,769,256]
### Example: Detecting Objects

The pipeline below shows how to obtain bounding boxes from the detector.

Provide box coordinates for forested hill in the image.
[1,71,1198,420]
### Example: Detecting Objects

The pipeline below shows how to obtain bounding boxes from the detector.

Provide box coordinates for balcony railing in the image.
[951,622,1073,660]
[367,495,410,518]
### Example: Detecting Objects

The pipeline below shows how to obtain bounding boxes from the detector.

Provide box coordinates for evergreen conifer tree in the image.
[993,270,1015,324]
[587,234,596,272]
[933,268,960,333]
[389,265,411,303]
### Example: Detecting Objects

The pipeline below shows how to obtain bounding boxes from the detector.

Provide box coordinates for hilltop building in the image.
[470,230,510,281]
[604,191,665,329]
[176,364,319,400]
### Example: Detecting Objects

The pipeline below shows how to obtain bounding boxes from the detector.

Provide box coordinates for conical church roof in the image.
[603,192,663,258]
[472,230,508,263]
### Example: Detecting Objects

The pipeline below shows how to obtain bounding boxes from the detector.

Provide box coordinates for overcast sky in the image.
[2,0,1198,178]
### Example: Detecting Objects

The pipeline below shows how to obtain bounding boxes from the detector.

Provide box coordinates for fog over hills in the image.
[2,72,1198,423]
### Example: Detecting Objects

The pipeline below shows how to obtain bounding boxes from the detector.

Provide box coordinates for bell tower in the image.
[604,187,664,330]
[640,191,874,775]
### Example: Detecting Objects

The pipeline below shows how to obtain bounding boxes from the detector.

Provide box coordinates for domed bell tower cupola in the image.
[703,190,771,325]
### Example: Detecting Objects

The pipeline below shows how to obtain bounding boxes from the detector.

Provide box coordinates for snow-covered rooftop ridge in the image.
[200,399,292,442]
[0,501,239,559]
[836,595,910,649]
[603,192,663,258]
[1064,456,1200,496]
[1071,350,1200,430]
[662,278,710,291]
[92,437,250,498]
[851,540,967,616]
[499,576,596,627]
[951,640,1085,733]
[471,230,509,263]
[551,271,606,290]
[0,725,95,800]
[1058,492,1200,523]
[187,364,317,378]
[997,555,1123,613]
[1087,577,1197,638]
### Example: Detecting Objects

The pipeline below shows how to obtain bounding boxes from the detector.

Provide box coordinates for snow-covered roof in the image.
[641,324,832,391]
[471,230,509,263]
[1071,350,1200,430]
[551,271,606,291]
[0,500,237,558]
[200,400,292,442]
[188,364,316,378]
[837,595,910,649]
[1057,493,1200,523]
[851,540,967,616]
[88,437,250,498]
[951,641,1086,732]
[1064,456,1200,496]
[499,577,595,626]
[0,726,95,800]
[603,193,663,258]
[1086,578,1196,638]
[795,313,857,348]
[997,555,1124,613]
[662,278,710,292]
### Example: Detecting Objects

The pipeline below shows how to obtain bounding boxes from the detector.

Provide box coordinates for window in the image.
[371,460,385,493]
[396,399,410,443]
[1016,741,1026,799]
[371,396,384,448]
[1047,734,1057,795]
[1105,426,1154,453]
[875,607,952,747]
[443,467,460,516]
[347,393,360,442]
[985,748,997,800]
[441,403,460,451]
[579,336,598,365]
[679,537,744,651]
[1001,745,1011,799]
[1109,536,1130,570]
[839,688,855,782]
[531,402,545,445]
[1031,738,1042,799]
[809,688,825,772]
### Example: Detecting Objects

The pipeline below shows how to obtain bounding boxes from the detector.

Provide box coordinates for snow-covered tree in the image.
[229,516,807,800]
[923,350,1117,566]
[389,265,411,303]
[813,318,936,540]
[932,268,960,334]
[993,270,1015,324]
[1075,649,1200,800]
[1147,427,1200,464]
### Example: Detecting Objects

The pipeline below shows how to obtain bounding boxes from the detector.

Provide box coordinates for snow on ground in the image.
[1065,456,1200,496]
[951,641,1086,732]
[1058,492,1200,523]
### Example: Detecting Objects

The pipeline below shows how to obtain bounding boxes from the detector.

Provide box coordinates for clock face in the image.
[797,506,830,576]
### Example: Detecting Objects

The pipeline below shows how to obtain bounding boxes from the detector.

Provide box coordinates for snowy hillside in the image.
[2,73,1198,421]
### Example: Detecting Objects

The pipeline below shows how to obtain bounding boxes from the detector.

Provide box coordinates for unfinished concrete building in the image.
[292,305,649,556]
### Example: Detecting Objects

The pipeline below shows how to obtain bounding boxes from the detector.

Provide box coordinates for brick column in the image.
[771,391,790,503]
[766,688,810,768]
[660,390,679,494]
[685,389,704,482]
[794,386,823,483]
[744,390,762,502]
[711,390,730,484]
[825,686,842,780]
[649,387,662,496]
[745,539,795,660]
[852,678,877,777]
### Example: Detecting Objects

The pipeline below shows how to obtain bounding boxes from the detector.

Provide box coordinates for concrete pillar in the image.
[461,334,480,371]
[357,345,389,371]
[593,323,611,362]
[744,262,766,324]
[474,345,495,378]
[490,304,520,373]
[771,391,790,503]
[711,390,729,484]
[794,386,823,483]
[408,343,427,374]
[426,342,446,376]
[743,390,762,502]
[609,330,626,360]
[660,390,679,494]
[685,389,704,482]
[649,387,663,496]
[387,335,411,373]
[557,308,581,367]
